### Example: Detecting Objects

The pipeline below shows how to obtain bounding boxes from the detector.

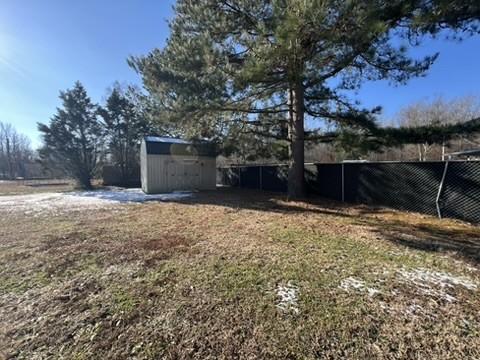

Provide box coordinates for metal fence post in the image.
[259,166,263,190]
[341,163,345,202]
[436,160,449,219]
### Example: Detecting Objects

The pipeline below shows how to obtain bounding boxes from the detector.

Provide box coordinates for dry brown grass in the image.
[1,186,479,359]
[0,180,75,196]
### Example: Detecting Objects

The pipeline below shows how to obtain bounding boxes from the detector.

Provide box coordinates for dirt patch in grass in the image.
[1,188,479,359]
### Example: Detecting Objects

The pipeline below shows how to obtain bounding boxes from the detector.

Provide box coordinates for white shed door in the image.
[166,159,201,190]
[166,160,182,190]
[183,160,201,189]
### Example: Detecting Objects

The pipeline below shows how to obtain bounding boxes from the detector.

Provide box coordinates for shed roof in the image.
[143,136,216,157]
[144,136,191,144]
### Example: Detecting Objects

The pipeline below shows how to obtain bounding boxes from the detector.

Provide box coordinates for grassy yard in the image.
[0,180,75,196]
[0,184,479,359]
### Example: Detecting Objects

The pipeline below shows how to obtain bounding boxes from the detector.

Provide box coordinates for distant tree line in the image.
[395,96,480,161]
[301,96,480,163]
[0,122,36,179]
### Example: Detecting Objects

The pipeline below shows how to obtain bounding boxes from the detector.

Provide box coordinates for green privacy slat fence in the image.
[217,161,480,224]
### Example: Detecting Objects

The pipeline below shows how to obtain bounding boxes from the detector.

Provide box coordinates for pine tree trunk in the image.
[77,172,93,190]
[287,80,305,199]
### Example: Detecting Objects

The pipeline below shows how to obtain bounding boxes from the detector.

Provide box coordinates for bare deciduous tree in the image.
[398,96,480,161]
[0,122,33,179]
[296,96,480,163]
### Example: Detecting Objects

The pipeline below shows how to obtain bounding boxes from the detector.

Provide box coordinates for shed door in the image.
[183,160,201,189]
[166,159,200,190]
[166,160,180,191]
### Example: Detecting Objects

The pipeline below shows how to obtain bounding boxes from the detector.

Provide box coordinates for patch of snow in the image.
[340,277,365,290]
[397,268,477,302]
[380,301,436,319]
[450,259,479,273]
[69,188,192,203]
[398,268,477,291]
[367,287,381,297]
[388,251,405,257]
[465,265,479,273]
[0,188,192,216]
[339,277,381,297]
[103,262,142,279]
[404,303,424,316]
[275,282,299,314]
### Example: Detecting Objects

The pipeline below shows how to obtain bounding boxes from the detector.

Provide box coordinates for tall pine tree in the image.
[38,82,103,189]
[99,84,152,185]
[130,0,480,197]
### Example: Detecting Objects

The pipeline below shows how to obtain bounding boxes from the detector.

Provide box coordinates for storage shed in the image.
[140,136,216,194]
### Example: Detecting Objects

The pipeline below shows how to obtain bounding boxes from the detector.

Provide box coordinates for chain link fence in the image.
[218,161,480,224]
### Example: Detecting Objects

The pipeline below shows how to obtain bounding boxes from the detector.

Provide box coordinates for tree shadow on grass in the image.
[367,217,480,265]
[180,187,357,218]
[175,187,480,266]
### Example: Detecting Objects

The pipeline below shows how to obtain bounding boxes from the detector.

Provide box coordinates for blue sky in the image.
[1,0,480,149]
[0,0,175,147]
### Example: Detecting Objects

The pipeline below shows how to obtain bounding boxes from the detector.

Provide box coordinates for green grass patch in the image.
[109,286,141,315]
[0,270,50,295]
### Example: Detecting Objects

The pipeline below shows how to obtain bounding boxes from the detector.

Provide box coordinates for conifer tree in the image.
[99,84,151,185]
[38,82,103,189]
